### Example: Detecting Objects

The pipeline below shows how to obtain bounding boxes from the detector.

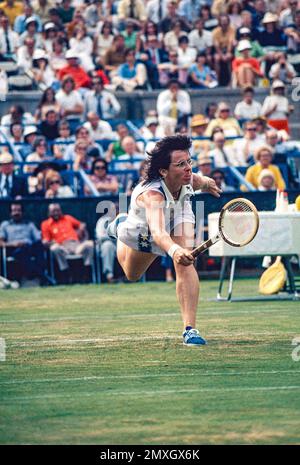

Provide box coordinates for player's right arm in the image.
[142,190,194,266]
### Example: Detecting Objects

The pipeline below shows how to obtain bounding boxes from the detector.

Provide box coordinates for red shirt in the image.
[41,215,81,244]
[58,65,91,89]
[232,57,262,75]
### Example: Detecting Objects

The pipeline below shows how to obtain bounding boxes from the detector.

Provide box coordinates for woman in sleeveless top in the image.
[108,135,221,346]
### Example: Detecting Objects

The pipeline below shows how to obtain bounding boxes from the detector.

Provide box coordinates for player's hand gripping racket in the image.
[191,198,259,258]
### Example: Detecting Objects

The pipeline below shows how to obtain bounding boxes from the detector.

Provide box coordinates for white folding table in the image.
[208,211,300,301]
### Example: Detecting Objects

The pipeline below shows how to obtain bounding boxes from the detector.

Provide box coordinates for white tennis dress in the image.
[118,179,195,256]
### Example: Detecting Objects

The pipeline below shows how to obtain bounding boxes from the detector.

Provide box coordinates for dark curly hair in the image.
[143,134,192,184]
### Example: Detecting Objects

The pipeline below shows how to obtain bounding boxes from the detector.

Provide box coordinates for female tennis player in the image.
[108,135,222,346]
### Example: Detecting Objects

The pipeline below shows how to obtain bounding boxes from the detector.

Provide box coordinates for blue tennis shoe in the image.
[183,328,207,346]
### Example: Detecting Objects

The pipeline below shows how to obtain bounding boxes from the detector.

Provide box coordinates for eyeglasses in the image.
[94,165,106,170]
[49,180,61,185]
[247,127,257,131]
[171,158,193,169]
[220,109,230,112]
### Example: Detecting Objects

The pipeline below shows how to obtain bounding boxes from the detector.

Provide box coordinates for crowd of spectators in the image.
[1,0,300,285]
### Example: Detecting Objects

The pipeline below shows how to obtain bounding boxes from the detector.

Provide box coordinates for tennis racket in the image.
[191,198,259,258]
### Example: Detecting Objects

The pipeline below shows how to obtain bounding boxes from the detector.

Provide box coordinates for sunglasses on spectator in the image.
[220,109,230,112]
[94,165,106,170]
[49,180,61,185]
[247,127,257,131]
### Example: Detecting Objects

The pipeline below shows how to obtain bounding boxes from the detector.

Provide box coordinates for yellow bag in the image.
[295,195,300,211]
[259,257,287,295]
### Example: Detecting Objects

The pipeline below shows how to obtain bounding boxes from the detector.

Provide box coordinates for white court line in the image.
[1,369,299,386]
[1,385,300,403]
[0,307,297,324]
[7,331,285,347]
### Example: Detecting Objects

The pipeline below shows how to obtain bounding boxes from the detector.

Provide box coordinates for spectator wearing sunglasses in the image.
[85,158,119,196]
[211,169,235,192]
[205,102,242,139]
[231,121,265,165]
[44,170,74,198]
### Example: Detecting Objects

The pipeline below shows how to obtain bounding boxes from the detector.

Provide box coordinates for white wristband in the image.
[167,244,181,259]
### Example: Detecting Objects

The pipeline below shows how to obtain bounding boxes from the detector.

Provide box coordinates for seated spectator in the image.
[72,140,90,171]
[0,1,23,27]
[211,168,235,192]
[188,52,218,89]
[234,26,265,59]
[14,3,42,35]
[19,125,39,159]
[252,115,268,138]
[236,10,259,42]
[257,168,276,191]
[105,123,130,162]
[199,4,218,32]
[0,152,28,198]
[205,102,242,138]
[261,80,293,133]
[112,49,147,92]
[117,135,145,170]
[35,87,61,123]
[157,49,187,87]
[205,102,218,120]
[84,76,120,122]
[0,202,46,284]
[258,13,287,76]
[57,0,75,24]
[139,20,164,50]
[121,19,141,50]
[269,51,296,84]
[265,128,281,151]
[163,19,187,52]
[140,115,160,140]
[69,24,94,72]
[227,0,243,29]
[49,37,67,73]
[1,104,35,130]
[19,16,43,48]
[159,0,189,35]
[0,14,19,59]
[41,21,58,54]
[138,34,169,89]
[232,120,265,165]
[95,212,117,283]
[212,13,235,86]
[103,34,127,76]
[245,145,286,190]
[284,8,300,56]
[85,158,118,196]
[44,170,74,198]
[55,75,84,125]
[117,0,147,25]
[25,135,49,174]
[94,21,114,65]
[41,203,94,283]
[53,119,75,160]
[16,36,35,71]
[177,35,197,69]
[32,0,55,24]
[188,17,213,57]
[32,48,56,90]
[197,154,213,177]
[156,79,191,126]
[232,40,264,87]
[190,114,211,156]
[63,125,103,162]
[7,122,24,147]
[58,50,91,89]
[38,109,60,141]
[234,86,262,121]
[83,112,115,141]
[208,130,243,167]
[178,0,204,26]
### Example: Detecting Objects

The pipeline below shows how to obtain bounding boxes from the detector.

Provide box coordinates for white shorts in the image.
[118,203,195,256]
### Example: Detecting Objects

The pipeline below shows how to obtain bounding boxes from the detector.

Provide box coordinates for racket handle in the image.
[191,234,220,258]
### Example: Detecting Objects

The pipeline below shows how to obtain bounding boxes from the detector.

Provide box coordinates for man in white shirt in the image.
[188,18,213,52]
[156,79,191,125]
[232,121,265,165]
[83,112,115,141]
[234,86,262,121]
[146,0,168,24]
[209,131,243,168]
[84,76,121,120]
[55,75,84,121]
[16,36,35,71]
[0,14,19,57]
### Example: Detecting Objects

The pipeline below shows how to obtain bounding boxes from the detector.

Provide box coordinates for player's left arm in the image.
[192,173,222,197]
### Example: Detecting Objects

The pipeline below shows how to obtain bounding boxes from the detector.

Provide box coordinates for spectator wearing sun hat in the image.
[234,27,265,59]
[14,4,42,34]
[190,114,211,156]
[261,80,293,133]
[245,145,286,190]
[19,16,43,48]
[257,168,276,191]
[232,40,264,87]
[57,50,91,89]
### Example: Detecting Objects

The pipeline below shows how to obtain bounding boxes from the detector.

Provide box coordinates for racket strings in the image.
[221,201,258,246]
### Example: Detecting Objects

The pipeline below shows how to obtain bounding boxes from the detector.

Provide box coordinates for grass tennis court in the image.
[0,279,300,445]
